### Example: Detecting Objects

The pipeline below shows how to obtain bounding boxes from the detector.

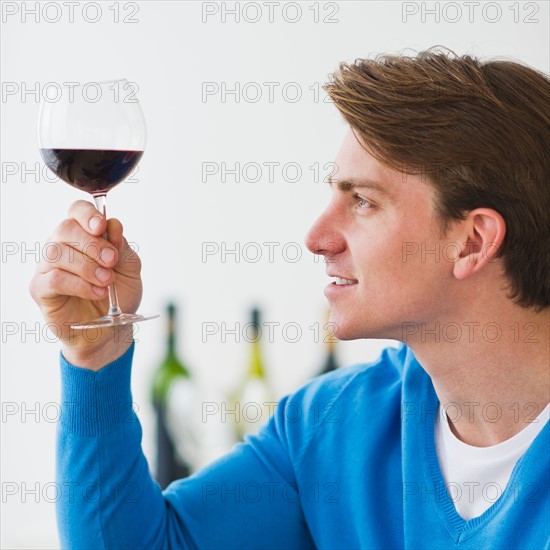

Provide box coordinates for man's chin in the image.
[329,314,398,341]
[329,317,367,341]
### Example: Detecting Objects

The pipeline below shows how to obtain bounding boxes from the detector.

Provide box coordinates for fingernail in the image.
[89,216,102,231]
[92,285,106,296]
[95,267,111,282]
[101,248,115,264]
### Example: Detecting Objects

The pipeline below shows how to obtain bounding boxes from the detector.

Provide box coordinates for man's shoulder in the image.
[270,343,415,465]
[287,343,413,415]
[311,342,408,389]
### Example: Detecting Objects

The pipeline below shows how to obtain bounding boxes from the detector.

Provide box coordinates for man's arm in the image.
[30,201,315,547]
[57,341,315,549]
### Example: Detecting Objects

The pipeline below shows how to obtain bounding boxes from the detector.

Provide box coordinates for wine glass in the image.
[38,79,158,329]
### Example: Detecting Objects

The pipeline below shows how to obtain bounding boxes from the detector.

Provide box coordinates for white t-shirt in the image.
[435,401,550,520]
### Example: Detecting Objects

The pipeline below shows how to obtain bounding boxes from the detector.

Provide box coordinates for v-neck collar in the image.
[417,363,550,544]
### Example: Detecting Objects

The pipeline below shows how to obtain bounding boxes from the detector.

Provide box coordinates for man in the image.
[30,48,549,549]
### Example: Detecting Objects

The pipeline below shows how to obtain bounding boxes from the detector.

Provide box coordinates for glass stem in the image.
[93,194,122,317]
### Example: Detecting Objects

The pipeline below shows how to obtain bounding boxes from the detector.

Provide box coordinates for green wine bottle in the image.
[230,307,274,440]
[151,303,193,489]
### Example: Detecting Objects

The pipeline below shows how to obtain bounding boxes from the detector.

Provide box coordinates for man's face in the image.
[305,128,456,341]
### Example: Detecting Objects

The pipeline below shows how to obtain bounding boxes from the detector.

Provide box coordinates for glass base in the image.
[70,312,159,330]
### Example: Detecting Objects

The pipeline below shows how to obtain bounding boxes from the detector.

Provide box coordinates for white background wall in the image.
[1,1,548,547]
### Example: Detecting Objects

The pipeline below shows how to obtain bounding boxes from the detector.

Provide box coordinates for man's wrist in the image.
[61,325,135,372]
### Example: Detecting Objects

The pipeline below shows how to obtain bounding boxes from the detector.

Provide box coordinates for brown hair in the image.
[324,47,550,311]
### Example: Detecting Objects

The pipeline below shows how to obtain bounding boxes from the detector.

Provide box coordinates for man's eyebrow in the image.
[328,176,389,196]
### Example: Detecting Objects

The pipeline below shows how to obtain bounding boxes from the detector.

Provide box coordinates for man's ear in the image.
[452,208,506,281]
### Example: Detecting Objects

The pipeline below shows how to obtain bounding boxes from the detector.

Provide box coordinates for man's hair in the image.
[323,47,550,311]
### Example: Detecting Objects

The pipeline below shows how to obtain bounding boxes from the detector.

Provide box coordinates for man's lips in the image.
[326,273,359,286]
[332,277,358,286]
[324,277,357,298]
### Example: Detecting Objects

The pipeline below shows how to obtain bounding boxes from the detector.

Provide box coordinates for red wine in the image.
[40,148,143,195]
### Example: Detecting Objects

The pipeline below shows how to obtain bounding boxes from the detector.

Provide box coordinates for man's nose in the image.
[304,205,345,257]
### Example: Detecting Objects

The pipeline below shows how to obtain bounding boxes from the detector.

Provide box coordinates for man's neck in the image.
[407,307,550,447]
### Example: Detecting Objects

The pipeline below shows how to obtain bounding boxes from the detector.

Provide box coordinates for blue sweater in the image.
[57,342,549,549]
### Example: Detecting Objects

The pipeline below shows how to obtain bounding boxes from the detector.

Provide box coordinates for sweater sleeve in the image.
[56,341,315,549]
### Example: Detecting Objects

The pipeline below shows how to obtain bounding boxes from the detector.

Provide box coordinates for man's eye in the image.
[353,193,372,209]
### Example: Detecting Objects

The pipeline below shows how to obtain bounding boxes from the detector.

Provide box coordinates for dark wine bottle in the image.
[320,310,340,374]
[151,303,193,489]
[229,307,274,440]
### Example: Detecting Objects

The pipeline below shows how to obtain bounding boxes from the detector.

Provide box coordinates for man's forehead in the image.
[332,130,430,197]
[334,130,395,180]
[331,147,396,197]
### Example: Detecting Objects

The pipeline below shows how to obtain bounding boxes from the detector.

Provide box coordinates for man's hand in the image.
[29,200,143,371]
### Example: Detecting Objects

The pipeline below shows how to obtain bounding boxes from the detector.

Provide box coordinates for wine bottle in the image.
[230,307,275,440]
[320,310,340,374]
[151,303,194,489]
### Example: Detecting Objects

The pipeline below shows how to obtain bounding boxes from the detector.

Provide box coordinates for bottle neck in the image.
[167,318,176,358]
[163,311,189,376]
[248,330,264,378]
[322,334,338,373]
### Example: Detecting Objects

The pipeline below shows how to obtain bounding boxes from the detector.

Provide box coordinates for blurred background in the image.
[1,1,548,547]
